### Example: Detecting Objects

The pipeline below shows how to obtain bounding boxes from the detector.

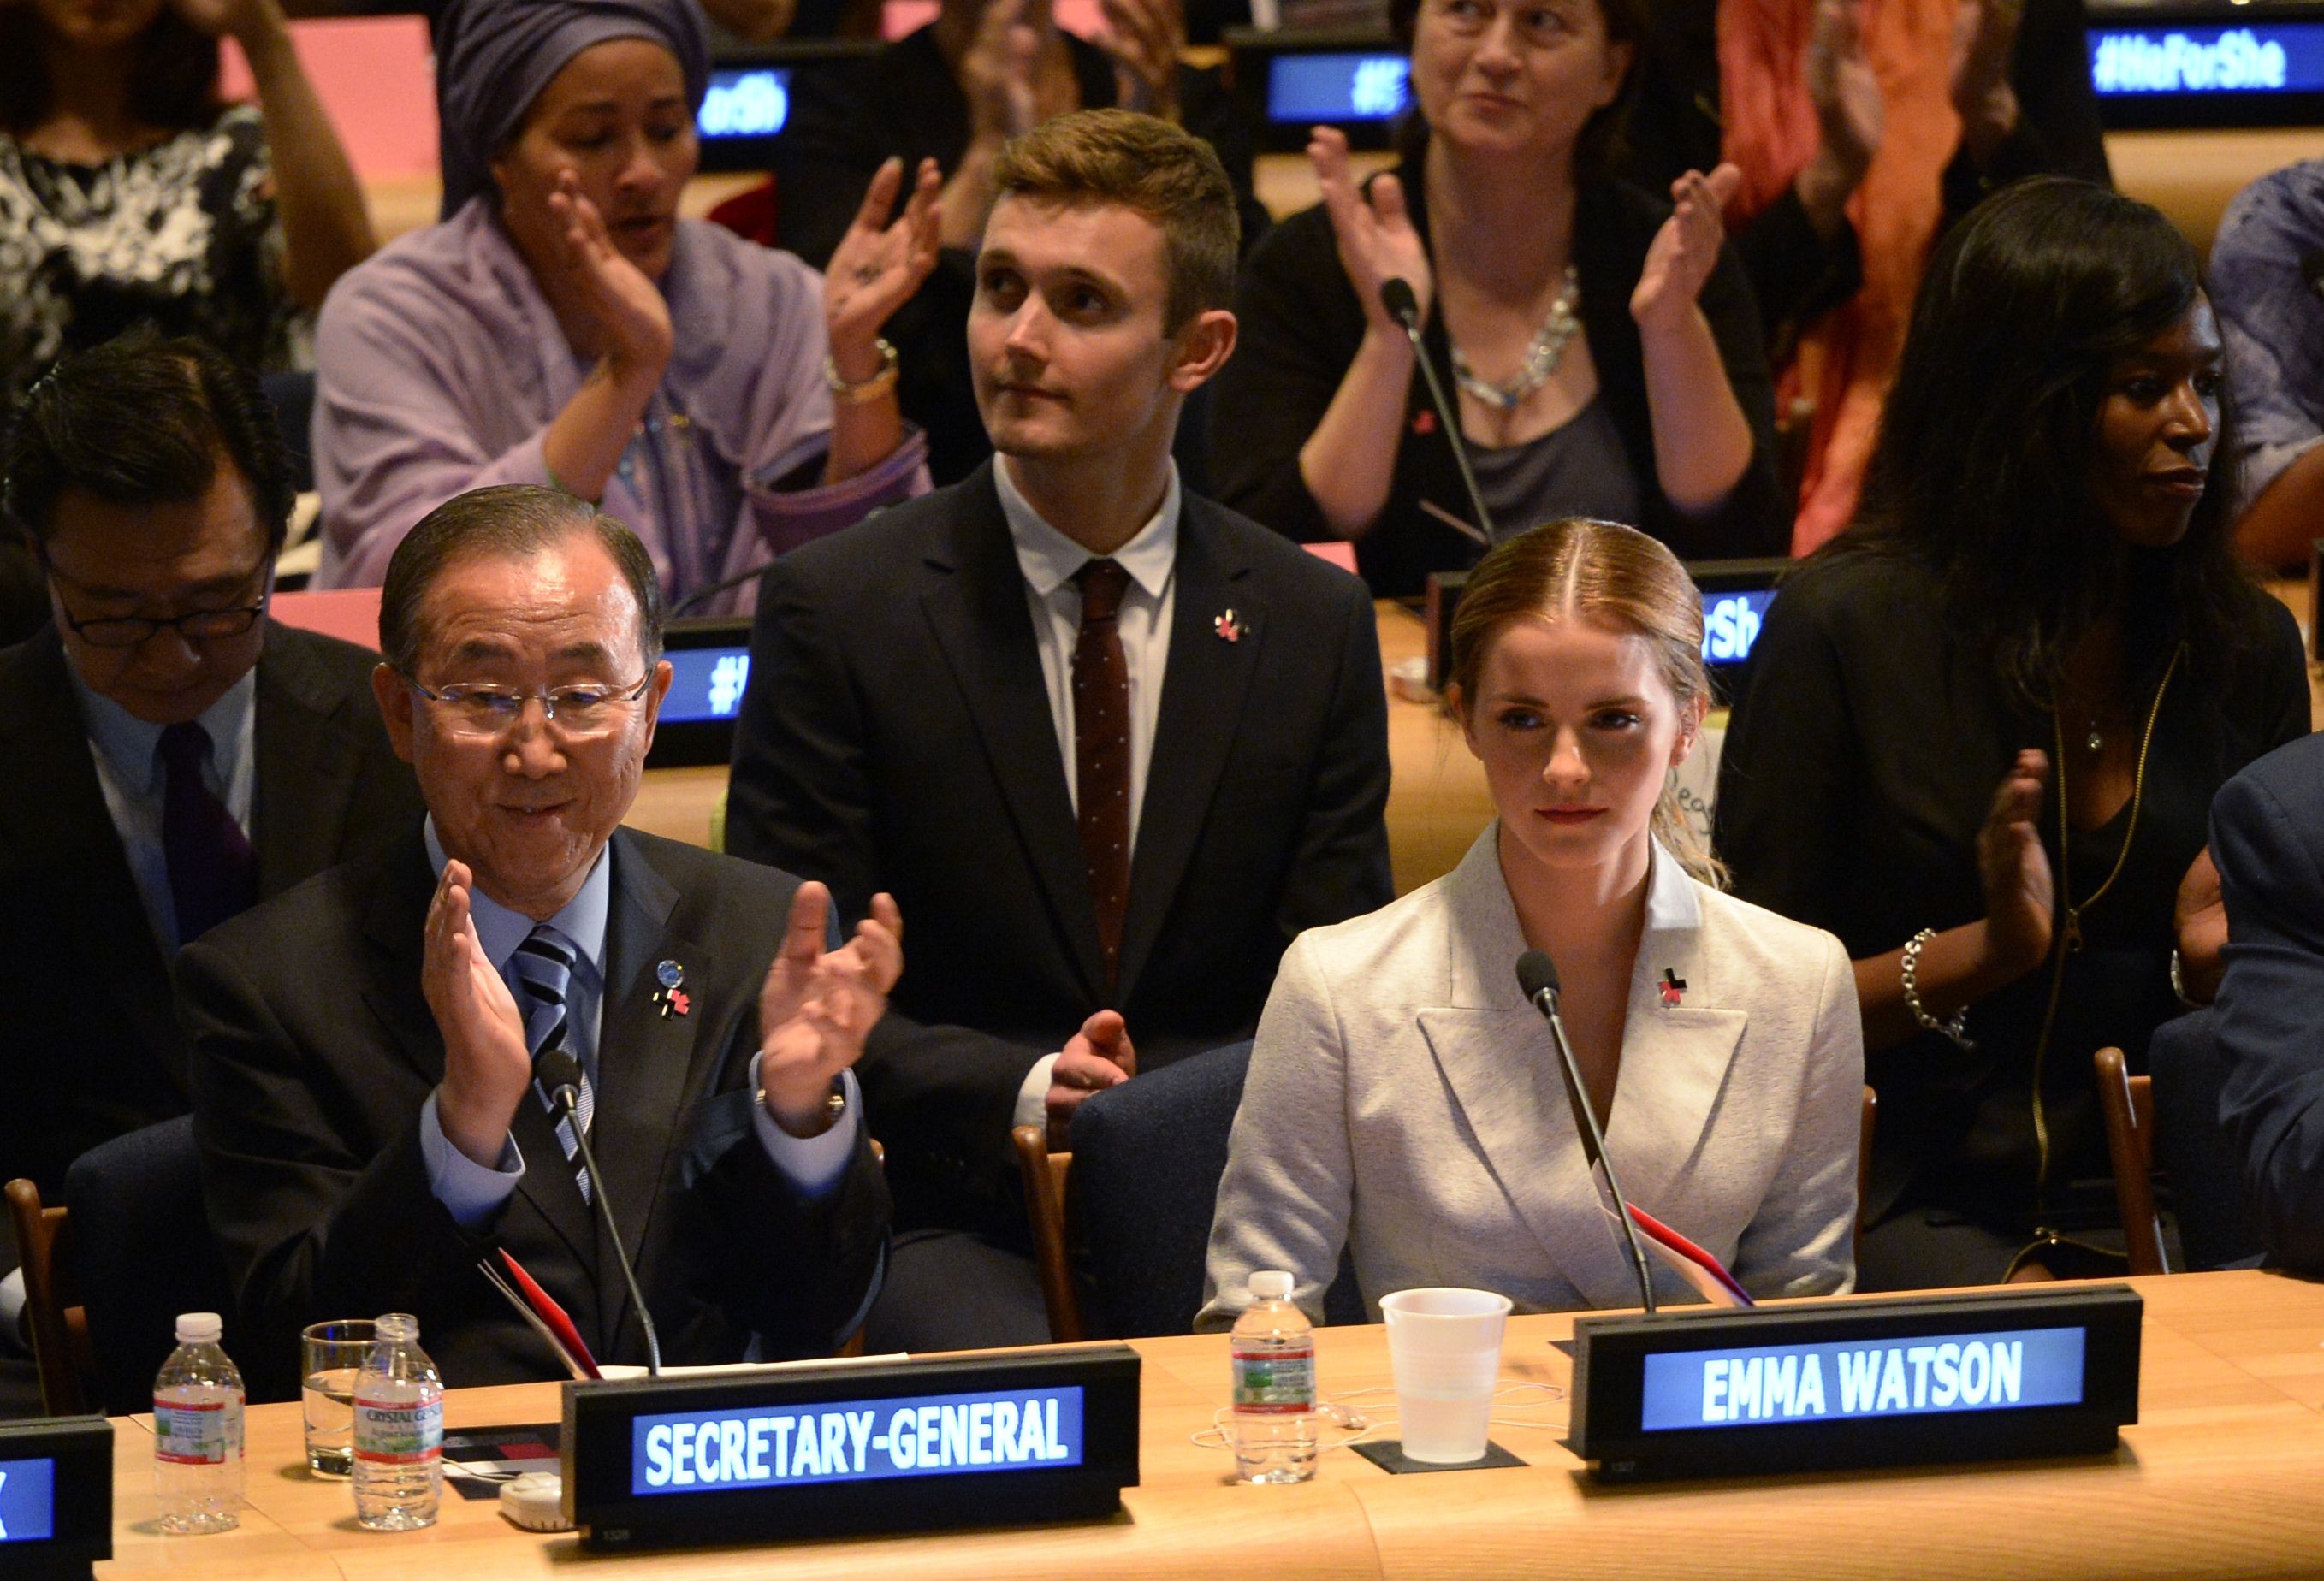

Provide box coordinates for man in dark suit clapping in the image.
[181,486,896,1394]
[726,110,1393,1349]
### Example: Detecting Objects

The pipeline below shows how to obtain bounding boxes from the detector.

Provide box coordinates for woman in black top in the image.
[1207,0,1785,598]
[1716,178,2310,1289]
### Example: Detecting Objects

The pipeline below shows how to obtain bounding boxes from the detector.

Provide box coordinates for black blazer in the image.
[724,465,1394,1232]
[178,826,891,1396]
[0,620,420,1252]
[1210,166,1786,598]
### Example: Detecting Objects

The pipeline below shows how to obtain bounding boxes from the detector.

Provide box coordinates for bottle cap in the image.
[375,1312,418,1342]
[1248,1271,1294,1300]
[174,1312,222,1344]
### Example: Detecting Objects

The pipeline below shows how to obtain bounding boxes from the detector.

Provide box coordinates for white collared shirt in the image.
[993,455,1181,851]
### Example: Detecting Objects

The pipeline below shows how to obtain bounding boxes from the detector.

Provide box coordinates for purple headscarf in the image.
[434,0,710,219]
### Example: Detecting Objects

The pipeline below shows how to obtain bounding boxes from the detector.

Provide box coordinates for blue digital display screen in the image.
[2089,23,2324,96]
[1639,1325,2086,1432]
[1267,52,1411,123]
[699,67,793,139]
[661,647,751,725]
[632,1386,1084,1495]
[0,1456,56,1544]
[1699,588,1774,667]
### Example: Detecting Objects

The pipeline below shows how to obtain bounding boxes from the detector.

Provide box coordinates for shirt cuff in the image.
[419,1089,525,1228]
[748,1056,863,1196]
[1012,1053,1063,1134]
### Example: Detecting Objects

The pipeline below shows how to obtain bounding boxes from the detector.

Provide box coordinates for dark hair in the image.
[0,6,221,136]
[378,485,666,674]
[3,329,295,554]
[1387,0,1645,181]
[1840,176,2265,704]
[992,109,1239,331]
[1448,518,1722,885]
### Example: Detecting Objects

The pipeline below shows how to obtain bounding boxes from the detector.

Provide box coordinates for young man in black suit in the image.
[726,110,1394,1349]
[181,487,897,1394]
[0,334,421,1348]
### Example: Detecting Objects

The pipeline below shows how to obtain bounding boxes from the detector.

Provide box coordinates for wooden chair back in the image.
[1011,1125,1083,1342]
[3,1177,95,1415]
[2095,1046,2168,1276]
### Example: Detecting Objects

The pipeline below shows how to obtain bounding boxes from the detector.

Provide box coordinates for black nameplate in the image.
[1566,1286,2142,1482]
[0,1417,112,1579]
[563,1345,1140,1552]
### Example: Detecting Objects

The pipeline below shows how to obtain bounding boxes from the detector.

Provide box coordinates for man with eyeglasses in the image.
[0,332,419,1382]
[177,484,895,1393]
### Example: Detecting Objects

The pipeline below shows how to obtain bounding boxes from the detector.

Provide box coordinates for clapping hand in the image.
[962,0,1046,142]
[757,882,904,1135]
[545,169,675,380]
[1046,1009,1137,1151]
[1100,0,1183,122]
[1630,163,1742,332]
[1806,0,1881,184]
[1950,0,2025,151]
[824,157,943,367]
[423,860,536,1169]
[1977,749,2055,980]
[1311,127,1431,336]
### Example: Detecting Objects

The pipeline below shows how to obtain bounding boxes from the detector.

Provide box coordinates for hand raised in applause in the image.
[1949,0,2025,153]
[960,0,1046,143]
[757,882,904,1136]
[1099,0,1183,122]
[424,860,537,1169]
[824,157,943,373]
[1311,126,1431,337]
[1806,0,1881,185]
[1046,1010,1136,1151]
[1631,164,1742,333]
[1977,749,2055,981]
[546,169,676,382]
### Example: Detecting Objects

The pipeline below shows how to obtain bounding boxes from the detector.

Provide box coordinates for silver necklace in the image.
[1450,265,1582,412]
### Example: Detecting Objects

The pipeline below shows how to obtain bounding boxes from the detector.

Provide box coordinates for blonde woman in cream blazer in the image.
[1198,826,1863,1325]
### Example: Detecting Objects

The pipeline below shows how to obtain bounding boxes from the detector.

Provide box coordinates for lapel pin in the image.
[1213,609,1242,643]
[1659,969,1687,1009]
[654,960,690,1019]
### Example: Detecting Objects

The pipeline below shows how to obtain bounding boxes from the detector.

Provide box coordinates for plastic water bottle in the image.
[152,1312,244,1534]
[352,1312,443,1531]
[1230,1270,1318,1483]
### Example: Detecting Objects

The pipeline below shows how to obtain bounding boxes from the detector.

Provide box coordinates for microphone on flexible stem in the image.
[535,1047,663,1375]
[1515,950,1658,1316]
[1378,277,1497,549]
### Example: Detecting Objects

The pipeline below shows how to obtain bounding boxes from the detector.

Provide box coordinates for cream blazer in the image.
[1199,826,1863,1327]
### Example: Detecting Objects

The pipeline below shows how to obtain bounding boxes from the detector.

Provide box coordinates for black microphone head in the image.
[1515,950,1560,1004]
[535,1047,584,1096]
[1379,276,1420,327]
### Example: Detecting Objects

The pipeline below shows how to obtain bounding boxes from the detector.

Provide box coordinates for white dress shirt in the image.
[993,457,1183,1130]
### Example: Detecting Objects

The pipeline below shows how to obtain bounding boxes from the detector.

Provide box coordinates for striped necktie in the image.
[509,925,596,1205]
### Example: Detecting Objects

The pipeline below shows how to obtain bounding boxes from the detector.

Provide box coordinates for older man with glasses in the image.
[178,483,898,1395]
[0,331,420,1380]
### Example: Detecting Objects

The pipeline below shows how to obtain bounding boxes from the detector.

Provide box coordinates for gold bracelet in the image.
[825,338,899,405]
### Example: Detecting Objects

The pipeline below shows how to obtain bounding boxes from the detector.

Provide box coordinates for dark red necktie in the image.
[1072,560,1133,982]
[159,720,258,945]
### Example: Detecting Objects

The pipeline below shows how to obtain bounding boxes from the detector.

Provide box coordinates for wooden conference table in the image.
[93,1269,2324,1579]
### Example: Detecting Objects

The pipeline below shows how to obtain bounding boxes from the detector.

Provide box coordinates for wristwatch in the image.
[760,1074,848,1138]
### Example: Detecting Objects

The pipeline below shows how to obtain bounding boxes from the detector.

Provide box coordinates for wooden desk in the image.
[624,601,1496,892]
[96,1270,2324,1578]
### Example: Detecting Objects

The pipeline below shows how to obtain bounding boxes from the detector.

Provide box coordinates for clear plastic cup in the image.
[1379,1287,1514,1464]
[300,1320,373,1479]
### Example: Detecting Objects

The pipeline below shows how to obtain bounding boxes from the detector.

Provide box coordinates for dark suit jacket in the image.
[2210,732,2324,1275]
[0,620,420,1262]
[179,826,891,1396]
[725,465,1394,1232]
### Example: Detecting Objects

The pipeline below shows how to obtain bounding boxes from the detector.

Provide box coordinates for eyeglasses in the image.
[401,672,655,739]
[42,555,271,649]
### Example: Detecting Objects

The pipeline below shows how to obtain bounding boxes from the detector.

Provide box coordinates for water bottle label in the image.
[1231,1346,1316,1413]
[153,1398,235,1466]
[353,1395,444,1466]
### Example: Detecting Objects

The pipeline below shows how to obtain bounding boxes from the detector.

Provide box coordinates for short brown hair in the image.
[379,485,665,674]
[990,108,1239,331]
[1448,518,1722,886]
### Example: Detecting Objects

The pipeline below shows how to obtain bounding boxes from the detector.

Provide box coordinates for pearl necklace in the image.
[1450,265,1582,412]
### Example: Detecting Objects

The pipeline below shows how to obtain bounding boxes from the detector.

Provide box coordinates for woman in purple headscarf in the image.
[311,0,935,612]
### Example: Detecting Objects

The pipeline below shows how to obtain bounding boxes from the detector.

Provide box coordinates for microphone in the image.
[1515,950,1658,1316]
[668,562,774,619]
[535,1048,663,1375]
[1378,277,1497,548]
